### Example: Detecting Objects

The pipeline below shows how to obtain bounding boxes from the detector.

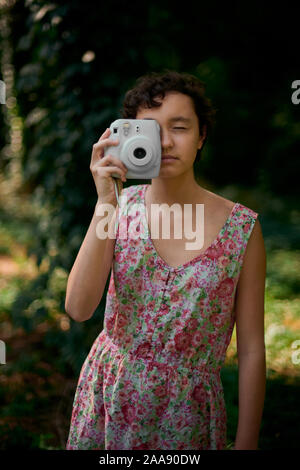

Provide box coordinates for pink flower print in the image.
[132,442,151,450]
[134,278,144,292]
[108,279,116,295]
[210,312,225,328]
[106,312,117,332]
[218,278,234,298]
[122,403,136,424]
[136,403,148,419]
[123,334,133,348]
[155,402,168,417]
[181,376,190,390]
[148,433,160,448]
[137,304,145,315]
[150,362,169,376]
[191,330,204,347]
[218,255,230,268]
[207,245,222,260]
[135,341,152,359]
[174,331,192,352]
[118,389,128,402]
[160,303,169,313]
[192,383,207,405]
[129,390,140,403]
[147,300,155,311]
[147,416,157,427]
[177,441,188,450]
[170,290,180,302]
[185,346,195,360]
[225,238,236,251]
[154,383,168,398]
[186,277,198,290]
[153,270,166,282]
[106,371,116,387]
[243,222,251,233]
[187,318,199,331]
[147,256,156,267]
[116,312,128,328]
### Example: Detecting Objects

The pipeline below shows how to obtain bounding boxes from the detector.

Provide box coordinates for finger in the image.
[91,160,126,175]
[90,138,119,168]
[96,166,126,181]
[101,167,126,181]
[92,154,127,172]
[94,137,120,149]
[91,138,119,163]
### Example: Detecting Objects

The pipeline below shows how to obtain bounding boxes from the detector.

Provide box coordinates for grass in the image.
[0,182,299,449]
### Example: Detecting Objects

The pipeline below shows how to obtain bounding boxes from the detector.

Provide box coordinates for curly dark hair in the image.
[120,70,217,169]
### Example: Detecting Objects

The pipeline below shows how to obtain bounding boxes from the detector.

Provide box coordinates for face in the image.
[136,91,206,178]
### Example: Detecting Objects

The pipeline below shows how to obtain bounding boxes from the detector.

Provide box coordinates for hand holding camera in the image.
[90,127,128,206]
[104,119,161,179]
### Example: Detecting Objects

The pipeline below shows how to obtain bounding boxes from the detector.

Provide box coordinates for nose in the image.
[160,128,173,150]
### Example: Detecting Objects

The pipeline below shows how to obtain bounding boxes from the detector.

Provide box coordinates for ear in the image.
[197,124,207,149]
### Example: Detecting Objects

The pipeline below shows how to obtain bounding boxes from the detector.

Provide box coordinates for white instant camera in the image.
[104,119,161,179]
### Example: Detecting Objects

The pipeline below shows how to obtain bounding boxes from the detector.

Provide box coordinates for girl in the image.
[65,71,266,450]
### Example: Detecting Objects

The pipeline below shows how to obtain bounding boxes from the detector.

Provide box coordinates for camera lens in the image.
[133,147,146,159]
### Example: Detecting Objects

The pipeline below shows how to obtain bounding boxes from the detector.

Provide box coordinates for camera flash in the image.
[123,122,130,136]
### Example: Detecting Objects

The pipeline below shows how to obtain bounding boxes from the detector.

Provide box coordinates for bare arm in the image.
[65,127,128,322]
[64,201,117,322]
[233,218,267,449]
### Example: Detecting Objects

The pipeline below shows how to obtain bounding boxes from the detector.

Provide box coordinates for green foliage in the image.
[267,250,300,299]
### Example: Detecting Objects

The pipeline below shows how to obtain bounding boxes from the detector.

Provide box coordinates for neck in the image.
[148,172,206,205]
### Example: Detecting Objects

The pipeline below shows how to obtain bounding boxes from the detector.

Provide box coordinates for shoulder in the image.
[201,188,261,223]
[203,188,263,251]
[205,188,260,226]
[200,189,238,228]
[201,188,235,213]
[236,216,266,294]
[242,217,266,265]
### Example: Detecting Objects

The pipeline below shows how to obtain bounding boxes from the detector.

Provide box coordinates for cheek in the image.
[180,134,201,153]
[172,131,200,154]
[175,133,194,143]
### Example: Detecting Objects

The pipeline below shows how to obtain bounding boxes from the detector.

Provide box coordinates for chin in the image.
[157,171,181,178]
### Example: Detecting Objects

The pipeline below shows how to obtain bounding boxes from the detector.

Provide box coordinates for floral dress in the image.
[66,183,258,450]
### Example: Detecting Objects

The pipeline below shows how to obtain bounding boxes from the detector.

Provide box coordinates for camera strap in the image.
[113,177,122,206]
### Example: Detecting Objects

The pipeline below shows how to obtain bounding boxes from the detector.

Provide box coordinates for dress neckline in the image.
[141,183,240,272]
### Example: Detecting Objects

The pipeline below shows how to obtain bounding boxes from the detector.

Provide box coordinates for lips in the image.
[162,155,178,160]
